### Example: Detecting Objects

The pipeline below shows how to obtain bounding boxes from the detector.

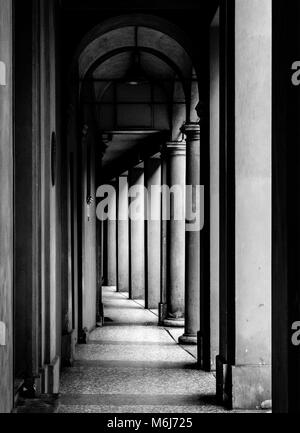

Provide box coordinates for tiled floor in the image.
[57,287,229,413]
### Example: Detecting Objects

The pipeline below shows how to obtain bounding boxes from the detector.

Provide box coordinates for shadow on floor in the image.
[15,288,259,413]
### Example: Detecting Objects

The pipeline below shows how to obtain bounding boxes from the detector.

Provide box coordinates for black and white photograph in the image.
[0,0,300,423]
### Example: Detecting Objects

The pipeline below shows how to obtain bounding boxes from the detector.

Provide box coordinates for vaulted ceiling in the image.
[79,25,193,80]
[59,2,216,178]
[92,51,176,82]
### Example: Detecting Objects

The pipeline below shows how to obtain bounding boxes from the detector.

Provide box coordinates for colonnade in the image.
[102,123,202,342]
[0,0,299,415]
[101,0,273,411]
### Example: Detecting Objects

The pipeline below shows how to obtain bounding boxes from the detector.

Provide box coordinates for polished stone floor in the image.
[57,287,228,413]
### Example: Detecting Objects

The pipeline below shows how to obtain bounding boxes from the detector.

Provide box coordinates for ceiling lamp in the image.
[123,27,147,86]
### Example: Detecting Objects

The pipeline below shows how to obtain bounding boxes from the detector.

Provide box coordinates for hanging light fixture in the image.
[123,27,147,86]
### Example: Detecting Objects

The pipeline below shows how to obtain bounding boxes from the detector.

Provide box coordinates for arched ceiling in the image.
[79,26,193,81]
[92,51,176,82]
[77,15,196,176]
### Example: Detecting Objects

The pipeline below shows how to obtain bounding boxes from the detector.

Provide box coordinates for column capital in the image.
[181,122,200,141]
[162,141,186,157]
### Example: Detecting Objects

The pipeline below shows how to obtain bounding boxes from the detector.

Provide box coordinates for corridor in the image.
[3,0,300,415]
[57,287,222,413]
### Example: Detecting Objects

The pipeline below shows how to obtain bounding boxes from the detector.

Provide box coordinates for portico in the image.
[0,0,299,415]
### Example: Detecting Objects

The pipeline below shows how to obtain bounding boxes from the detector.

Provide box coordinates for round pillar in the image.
[159,147,168,324]
[179,123,201,345]
[163,142,186,327]
[145,157,162,309]
[117,175,129,293]
[106,181,117,286]
[129,167,145,300]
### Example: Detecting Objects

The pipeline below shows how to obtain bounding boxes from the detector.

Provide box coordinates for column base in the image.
[61,330,76,367]
[96,319,104,328]
[216,355,231,408]
[216,355,271,409]
[96,302,104,327]
[78,327,90,344]
[163,317,185,328]
[41,356,61,395]
[197,331,203,369]
[197,331,213,371]
[18,375,42,400]
[158,303,168,325]
[178,333,197,345]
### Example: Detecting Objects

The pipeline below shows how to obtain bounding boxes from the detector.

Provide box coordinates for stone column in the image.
[163,142,186,327]
[129,165,145,300]
[14,0,45,396]
[96,219,104,326]
[217,0,272,410]
[145,156,161,309]
[106,180,117,287]
[117,174,129,293]
[273,0,300,414]
[206,10,220,371]
[159,147,168,324]
[179,124,201,345]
